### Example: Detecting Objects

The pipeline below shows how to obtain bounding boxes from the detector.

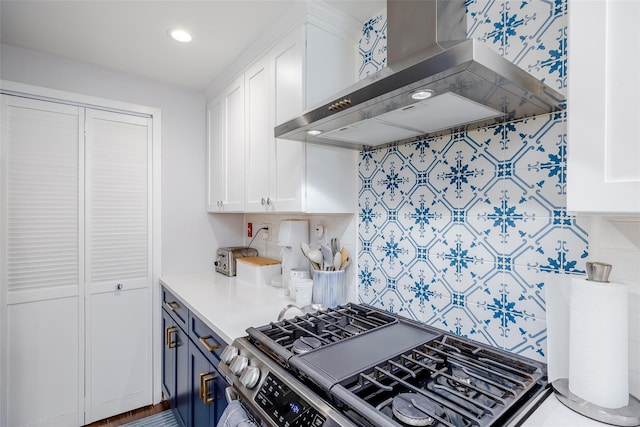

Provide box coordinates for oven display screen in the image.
[255,373,325,427]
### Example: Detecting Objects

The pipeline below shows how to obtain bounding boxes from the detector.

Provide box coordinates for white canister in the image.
[294,279,313,306]
[288,268,310,300]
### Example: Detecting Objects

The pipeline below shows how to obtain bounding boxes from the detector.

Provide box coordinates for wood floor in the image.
[84,401,170,427]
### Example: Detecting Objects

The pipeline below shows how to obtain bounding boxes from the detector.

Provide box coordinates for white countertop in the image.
[159,272,614,427]
[523,393,612,427]
[160,272,292,344]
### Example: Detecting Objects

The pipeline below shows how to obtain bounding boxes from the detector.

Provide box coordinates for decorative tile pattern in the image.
[357,12,387,79]
[357,0,581,362]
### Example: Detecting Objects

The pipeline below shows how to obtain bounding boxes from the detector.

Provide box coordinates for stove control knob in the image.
[239,366,260,389]
[230,355,248,376]
[220,345,238,365]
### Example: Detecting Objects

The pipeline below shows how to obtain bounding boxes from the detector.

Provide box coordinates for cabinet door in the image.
[208,78,246,212]
[207,96,224,212]
[245,57,272,212]
[270,29,306,212]
[84,109,152,423]
[272,26,304,125]
[162,309,177,412]
[223,77,246,212]
[188,345,227,427]
[1,95,83,427]
[567,0,640,213]
[272,139,305,212]
[175,322,189,427]
[207,77,245,212]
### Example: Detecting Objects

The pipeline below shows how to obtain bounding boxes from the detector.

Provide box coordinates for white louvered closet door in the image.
[1,95,83,427]
[84,109,152,423]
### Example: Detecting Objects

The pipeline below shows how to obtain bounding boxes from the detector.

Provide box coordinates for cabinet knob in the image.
[116,283,123,290]
[266,197,272,206]
[328,98,352,111]
[261,198,266,206]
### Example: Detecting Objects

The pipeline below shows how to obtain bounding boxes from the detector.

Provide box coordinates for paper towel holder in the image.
[585,261,612,283]
[552,260,640,426]
[552,378,640,426]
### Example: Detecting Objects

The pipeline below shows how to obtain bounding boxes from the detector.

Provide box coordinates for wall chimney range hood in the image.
[274,0,565,149]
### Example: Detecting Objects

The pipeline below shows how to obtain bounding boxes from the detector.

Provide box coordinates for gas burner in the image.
[448,367,473,393]
[392,393,440,426]
[292,337,321,354]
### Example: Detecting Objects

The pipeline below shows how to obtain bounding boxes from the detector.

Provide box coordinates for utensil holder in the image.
[312,270,345,307]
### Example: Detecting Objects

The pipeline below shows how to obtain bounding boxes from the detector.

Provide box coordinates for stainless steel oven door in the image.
[220,387,266,427]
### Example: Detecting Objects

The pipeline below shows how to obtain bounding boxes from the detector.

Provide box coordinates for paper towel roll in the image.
[568,277,629,409]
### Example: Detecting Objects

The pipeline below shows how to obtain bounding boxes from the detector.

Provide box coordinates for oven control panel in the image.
[255,373,325,427]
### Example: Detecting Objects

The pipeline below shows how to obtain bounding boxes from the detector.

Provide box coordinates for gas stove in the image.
[218,303,550,427]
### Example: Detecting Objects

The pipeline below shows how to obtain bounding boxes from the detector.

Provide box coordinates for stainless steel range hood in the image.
[274,0,565,149]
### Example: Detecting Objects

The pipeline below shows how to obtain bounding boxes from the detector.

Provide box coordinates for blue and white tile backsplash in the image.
[357,0,583,362]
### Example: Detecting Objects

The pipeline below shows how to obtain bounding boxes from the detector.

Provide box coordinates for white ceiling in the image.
[0,0,385,92]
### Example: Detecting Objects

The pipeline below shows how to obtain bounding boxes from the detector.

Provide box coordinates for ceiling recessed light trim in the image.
[168,28,192,43]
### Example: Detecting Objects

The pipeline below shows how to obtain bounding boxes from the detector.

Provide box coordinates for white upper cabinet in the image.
[567,0,640,213]
[211,5,359,214]
[207,76,245,212]
[245,28,306,213]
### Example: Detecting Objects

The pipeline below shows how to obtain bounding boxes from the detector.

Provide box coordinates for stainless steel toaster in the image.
[215,247,258,276]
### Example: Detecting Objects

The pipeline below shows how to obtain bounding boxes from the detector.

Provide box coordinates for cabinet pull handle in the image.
[199,372,217,404]
[165,301,180,311]
[261,197,266,206]
[266,197,271,206]
[165,326,178,349]
[199,336,222,353]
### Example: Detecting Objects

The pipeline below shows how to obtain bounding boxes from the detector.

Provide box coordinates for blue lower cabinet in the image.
[162,307,189,427]
[176,327,190,427]
[161,287,228,427]
[189,344,228,426]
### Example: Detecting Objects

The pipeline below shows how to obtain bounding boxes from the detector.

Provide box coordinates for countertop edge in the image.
[160,272,292,344]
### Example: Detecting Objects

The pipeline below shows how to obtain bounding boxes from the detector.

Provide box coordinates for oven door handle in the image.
[225,386,239,402]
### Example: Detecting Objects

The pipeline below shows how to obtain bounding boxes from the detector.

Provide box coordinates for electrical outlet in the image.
[261,223,271,240]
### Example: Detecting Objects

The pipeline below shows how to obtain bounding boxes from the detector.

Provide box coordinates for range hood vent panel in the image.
[274,1,565,149]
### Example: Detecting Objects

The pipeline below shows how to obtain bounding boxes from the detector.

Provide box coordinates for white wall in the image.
[0,43,243,275]
[244,213,358,301]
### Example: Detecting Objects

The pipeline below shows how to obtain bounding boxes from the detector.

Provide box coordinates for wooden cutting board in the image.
[236,256,280,266]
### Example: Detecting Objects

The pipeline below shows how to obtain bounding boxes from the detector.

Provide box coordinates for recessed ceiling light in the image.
[307,130,323,136]
[168,28,192,43]
[411,89,435,100]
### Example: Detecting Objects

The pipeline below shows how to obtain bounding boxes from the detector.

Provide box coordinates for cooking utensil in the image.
[301,243,322,270]
[301,242,311,259]
[320,245,333,270]
[333,252,342,271]
[339,247,349,270]
[330,237,340,256]
[342,257,351,270]
[307,248,324,270]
